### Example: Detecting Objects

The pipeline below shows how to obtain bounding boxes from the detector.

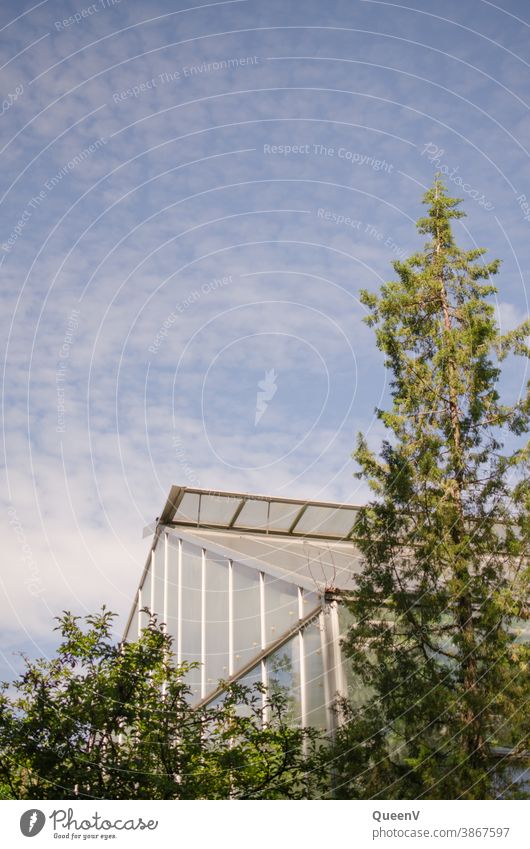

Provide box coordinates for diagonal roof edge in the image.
[166,525,329,593]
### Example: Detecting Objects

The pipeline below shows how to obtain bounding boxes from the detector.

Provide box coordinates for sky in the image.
[1,0,529,677]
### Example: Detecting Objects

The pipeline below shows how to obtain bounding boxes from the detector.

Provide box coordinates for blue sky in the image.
[1,0,529,675]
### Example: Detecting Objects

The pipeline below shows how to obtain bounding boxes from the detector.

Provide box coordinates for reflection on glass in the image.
[205,554,230,692]
[237,664,263,687]
[338,604,354,633]
[338,605,374,708]
[510,618,530,644]
[266,636,301,726]
[139,586,150,633]
[264,574,298,645]
[233,560,261,672]
[181,541,202,695]
[234,664,263,719]
[303,617,328,730]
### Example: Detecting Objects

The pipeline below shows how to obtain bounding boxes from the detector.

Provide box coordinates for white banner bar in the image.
[2,799,528,848]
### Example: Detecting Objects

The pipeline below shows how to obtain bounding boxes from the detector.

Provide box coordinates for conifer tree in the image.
[335,178,530,799]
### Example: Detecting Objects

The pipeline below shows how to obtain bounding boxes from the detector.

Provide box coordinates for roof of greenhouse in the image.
[157,485,363,542]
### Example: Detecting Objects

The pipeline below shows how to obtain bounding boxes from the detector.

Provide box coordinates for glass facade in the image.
[264,573,298,645]
[165,536,179,650]
[233,560,261,668]
[126,520,355,732]
[303,617,328,729]
[204,554,230,687]
[266,636,302,726]
[180,541,202,695]
[124,482,530,803]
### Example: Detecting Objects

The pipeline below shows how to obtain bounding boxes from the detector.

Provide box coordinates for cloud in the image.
[1,0,529,677]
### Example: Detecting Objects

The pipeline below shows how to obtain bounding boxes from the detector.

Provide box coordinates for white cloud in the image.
[1,0,529,678]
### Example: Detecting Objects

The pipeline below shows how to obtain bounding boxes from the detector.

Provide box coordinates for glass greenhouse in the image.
[124,485,365,732]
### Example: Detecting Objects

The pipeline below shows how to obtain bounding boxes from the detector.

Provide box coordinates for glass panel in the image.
[501,763,530,795]
[510,618,530,644]
[303,617,328,729]
[338,604,374,708]
[264,574,298,644]
[233,663,263,719]
[268,500,304,531]
[173,491,200,524]
[205,554,230,691]
[180,540,202,696]
[153,548,165,629]
[301,589,320,613]
[233,498,269,528]
[295,506,357,536]
[199,494,241,525]
[205,692,228,710]
[166,536,180,651]
[233,560,261,671]
[338,603,355,635]
[139,582,150,633]
[127,605,139,642]
[236,664,263,688]
[266,636,302,726]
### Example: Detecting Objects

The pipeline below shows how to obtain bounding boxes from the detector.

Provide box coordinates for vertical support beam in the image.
[162,533,169,697]
[298,587,307,728]
[321,597,346,737]
[150,549,155,617]
[177,538,183,665]
[259,571,267,651]
[259,571,268,721]
[330,599,347,705]
[227,558,235,797]
[325,598,346,799]
[163,532,169,633]
[228,560,234,676]
[201,548,206,699]
[319,609,331,731]
[118,641,124,745]
[137,588,142,639]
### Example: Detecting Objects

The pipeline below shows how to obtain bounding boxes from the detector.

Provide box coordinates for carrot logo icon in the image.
[255,369,278,425]
[20,809,46,837]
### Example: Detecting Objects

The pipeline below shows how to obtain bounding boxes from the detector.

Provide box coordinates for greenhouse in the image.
[124,485,365,732]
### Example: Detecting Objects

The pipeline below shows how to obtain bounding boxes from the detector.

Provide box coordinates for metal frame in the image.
[127,532,348,734]
[163,484,361,541]
[164,524,356,593]
[195,605,323,711]
[123,485,361,638]
[124,485,362,734]
[201,548,207,699]
[298,586,307,727]
[177,538,182,665]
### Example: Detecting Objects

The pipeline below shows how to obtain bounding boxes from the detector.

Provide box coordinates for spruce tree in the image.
[335,177,530,799]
